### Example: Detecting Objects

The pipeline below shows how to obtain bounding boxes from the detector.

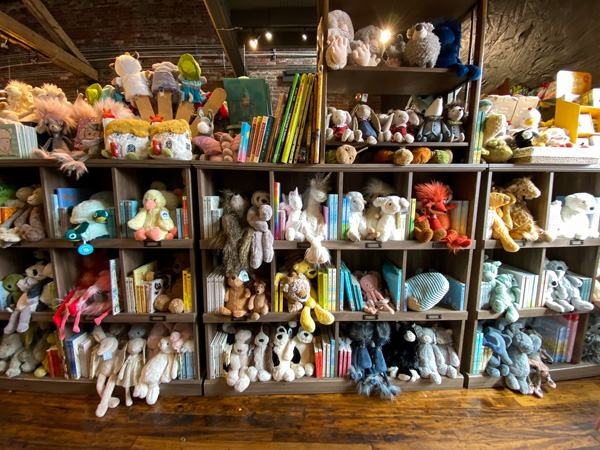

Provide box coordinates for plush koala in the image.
[247,190,274,269]
[226,329,253,392]
[373,195,410,242]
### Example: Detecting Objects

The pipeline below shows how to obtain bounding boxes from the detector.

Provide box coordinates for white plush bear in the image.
[345,191,366,242]
[373,195,410,242]
[554,193,599,240]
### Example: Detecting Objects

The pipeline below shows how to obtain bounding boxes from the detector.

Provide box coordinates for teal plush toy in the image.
[482,260,501,282]
[483,325,512,378]
[490,273,520,323]
[504,322,541,395]
[405,272,449,311]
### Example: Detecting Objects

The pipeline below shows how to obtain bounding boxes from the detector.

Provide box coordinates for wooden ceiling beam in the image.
[20,0,89,64]
[0,10,98,80]
[203,0,248,77]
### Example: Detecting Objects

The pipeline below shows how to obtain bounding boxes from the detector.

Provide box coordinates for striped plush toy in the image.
[405,272,449,312]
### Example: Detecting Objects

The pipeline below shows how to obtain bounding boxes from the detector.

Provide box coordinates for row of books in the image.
[177,351,197,380]
[533,315,580,363]
[314,325,335,378]
[472,110,486,164]
[337,336,353,378]
[479,262,540,310]
[472,328,493,374]
[206,267,226,313]
[317,264,337,312]
[201,196,222,239]
[124,260,192,313]
[340,262,365,312]
[236,72,322,165]
[209,330,229,380]
[0,123,37,159]
[447,200,471,236]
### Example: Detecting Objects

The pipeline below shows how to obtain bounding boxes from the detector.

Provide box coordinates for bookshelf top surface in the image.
[476,307,596,320]
[487,163,600,173]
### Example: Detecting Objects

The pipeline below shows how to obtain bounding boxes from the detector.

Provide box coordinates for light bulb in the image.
[249,39,258,49]
[302,34,307,40]
[381,29,391,43]
[265,32,272,40]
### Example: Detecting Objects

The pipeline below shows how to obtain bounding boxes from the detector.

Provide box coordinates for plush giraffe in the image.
[499,177,553,242]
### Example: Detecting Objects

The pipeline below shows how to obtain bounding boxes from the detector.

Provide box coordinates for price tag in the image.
[78,243,94,255]
[102,351,112,361]
[160,210,170,220]
[238,270,250,282]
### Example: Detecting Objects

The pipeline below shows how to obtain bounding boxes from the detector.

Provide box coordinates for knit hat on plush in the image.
[405,272,449,311]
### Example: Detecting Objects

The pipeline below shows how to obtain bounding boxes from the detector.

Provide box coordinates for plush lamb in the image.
[373,195,410,242]
[226,329,253,392]
[404,22,441,68]
[345,191,366,242]
[553,193,599,240]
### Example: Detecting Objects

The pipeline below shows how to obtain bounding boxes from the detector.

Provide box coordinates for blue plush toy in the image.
[433,20,481,81]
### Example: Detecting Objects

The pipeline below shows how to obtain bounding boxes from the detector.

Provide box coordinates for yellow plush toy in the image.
[489,192,519,252]
[127,189,176,241]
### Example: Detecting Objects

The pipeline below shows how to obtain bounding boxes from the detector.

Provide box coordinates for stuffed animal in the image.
[552,193,599,240]
[482,113,508,146]
[542,268,573,313]
[248,326,272,382]
[31,96,75,158]
[428,149,453,164]
[290,325,315,379]
[93,326,122,417]
[362,178,395,240]
[481,139,513,163]
[283,187,304,242]
[523,327,556,397]
[148,61,182,103]
[373,195,409,242]
[354,25,386,64]
[376,112,394,142]
[433,326,460,378]
[248,280,269,321]
[483,325,512,378]
[300,173,331,265]
[433,20,481,80]
[384,322,420,382]
[488,192,520,252]
[116,337,146,407]
[111,52,152,108]
[345,191,366,242]
[411,147,432,164]
[3,262,50,334]
[405,272,449,312]
[414,213,444,242]
[546,259,594,311]
[13,186,46,242]
[0,333,26,377]
[2,273,24,310]
[128,189,176,241]
[226,329,253,392]
[443,101,466,142]
[247,190,274,269]
[404,22,440,68]
[102,119,151,159]
[194,132,239,162]
[270,324,296,382]
[417,98,451,142]
[149,119,192,160]
[582,313,600,364]
[389,110,415,143]
[325,108,355,142]
[393,148,414,166]
[504,323,541,395]
[65,199,111,242]
[325,10,354,70]
[178,53,207,103]
[414,325,442,384]
[0,80,34,121]
[220,274,251,318]
[351,104,380,145]
[335,144,357,164]
[355,271,394,314]
[490,273,521,323]
[134,335,178,405]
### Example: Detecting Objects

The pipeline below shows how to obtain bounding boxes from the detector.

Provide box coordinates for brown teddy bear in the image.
[413,212,446,242]
[248,280,269,320]
[220,274,251,318]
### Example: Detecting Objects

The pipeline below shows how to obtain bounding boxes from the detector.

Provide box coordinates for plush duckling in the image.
[127,189,176,241]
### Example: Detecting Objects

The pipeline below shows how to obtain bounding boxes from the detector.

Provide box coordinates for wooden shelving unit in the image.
[462,164,600,388]
[0,160,203,395]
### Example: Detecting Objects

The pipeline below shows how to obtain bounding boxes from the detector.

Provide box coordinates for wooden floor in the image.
[3,378,600,450]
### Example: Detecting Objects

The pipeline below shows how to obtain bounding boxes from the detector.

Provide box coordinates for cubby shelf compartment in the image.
[0,311,197,323]
[326,67,468,96]
[203,375,465,396]
[481,238,600,249]
[463,363,600,388]
[476,308,597,320]
[0,374,202,396]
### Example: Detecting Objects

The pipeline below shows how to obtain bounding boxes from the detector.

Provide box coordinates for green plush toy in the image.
[481,138,513,163]
[489,273,520,323]
[0,184,17,206]
[429,149,453,164]
[2,273,24,310]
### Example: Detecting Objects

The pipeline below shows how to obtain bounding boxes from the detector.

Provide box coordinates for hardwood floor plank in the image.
[131,437,372,450]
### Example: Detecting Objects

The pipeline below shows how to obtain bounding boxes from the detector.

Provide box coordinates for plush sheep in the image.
[404,22,441,68]
[373,195,410,242]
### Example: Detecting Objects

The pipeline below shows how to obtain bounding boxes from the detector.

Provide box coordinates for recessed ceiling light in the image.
[249,38,258,49]
[265,31,272,40]
[302,34,307,40]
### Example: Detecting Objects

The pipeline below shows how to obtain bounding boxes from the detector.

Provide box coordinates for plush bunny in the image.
[389,110,415,143]
[326,107,355,142]
[351,104,380,145]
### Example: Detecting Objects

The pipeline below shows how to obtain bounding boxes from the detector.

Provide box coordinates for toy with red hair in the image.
[414,180,471,251]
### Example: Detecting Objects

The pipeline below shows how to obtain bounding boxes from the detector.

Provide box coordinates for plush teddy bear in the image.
[417,98,451,142]
[443,101,466,142]
[433,326,460,378]
[111,52,152,108]
[128,189,176,241]
[351,104,381,145]
[490,273,521,323]
[384,322,420,382]
[488,192,520,252]
[553,193,600,240]
[248,325,272,382]
[404,22,441,68]
[4,262,50,334]
[373,195,410,242]
[389,110,415,143]
[393,148,414,166]
[270,324,296,382]
[220,274,251,318]
[0,186,36,247]
[433,20,481,80]
[325,107,355,142]
[248,280,269,321]
[65,199,111,242]
[345,191,366,242]
[226,328,253,392]
[290,325,315,379]
[247,190,274,269]
[13,187,46,242]
[414,325,442,384]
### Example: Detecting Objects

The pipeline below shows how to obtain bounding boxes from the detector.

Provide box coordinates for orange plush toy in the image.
[414,181,471,252]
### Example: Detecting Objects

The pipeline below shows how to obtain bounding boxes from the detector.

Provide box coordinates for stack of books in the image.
[206,267,226,313]
[447,200,470,236]
[0,123,37,158]
[472,328,494,374]
[317,264,337,312]
[64,330,93,379]
[339,261,364,312]
[201,196,222,239]
[208,330,229,380]
[337,336,352,377]
[177,350,196,380]
[533,315,580,363]
[314,325,335,378]
[497,263,539,309]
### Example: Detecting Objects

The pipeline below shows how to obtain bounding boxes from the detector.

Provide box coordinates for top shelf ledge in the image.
[326,67,468,96]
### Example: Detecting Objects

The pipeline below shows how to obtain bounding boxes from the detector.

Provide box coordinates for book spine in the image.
[273,73,300,163]
[246,117,258,162]
[176,208,183,239]
[52,194,61,238]
[273,182,280,239]
[258,116,274,162]
[281,74,307,164]
[182,196,189,239]
[237,122,251,162]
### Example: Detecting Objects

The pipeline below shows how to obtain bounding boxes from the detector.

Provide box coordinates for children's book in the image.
[382,258,402,310]
[236,121,251,162]
[56,188,90,208]
[281,74,308,163]
[440,275,466,311]
[223,78,271,125]
[273,73,300,163]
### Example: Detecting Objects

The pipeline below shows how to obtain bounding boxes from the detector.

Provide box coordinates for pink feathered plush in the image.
[193,132,240,161]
